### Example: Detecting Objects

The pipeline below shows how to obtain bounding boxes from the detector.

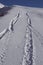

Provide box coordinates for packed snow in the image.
[0,4,43,65]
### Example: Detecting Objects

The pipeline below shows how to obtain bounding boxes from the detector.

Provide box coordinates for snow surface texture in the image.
[0,5,43,65]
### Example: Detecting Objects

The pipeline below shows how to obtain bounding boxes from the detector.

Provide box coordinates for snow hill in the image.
[0,4,43,65]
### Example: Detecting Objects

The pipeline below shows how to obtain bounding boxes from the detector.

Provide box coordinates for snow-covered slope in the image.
[0,5,43,65]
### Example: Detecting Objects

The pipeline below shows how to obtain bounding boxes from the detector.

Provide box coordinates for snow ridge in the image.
[0,12,20,39]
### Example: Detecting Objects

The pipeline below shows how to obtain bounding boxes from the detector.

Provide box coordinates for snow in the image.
[0,5,43,65]
[0,3,5,8]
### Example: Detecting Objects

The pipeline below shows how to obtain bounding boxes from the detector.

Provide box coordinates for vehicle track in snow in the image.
[0,9,43,65]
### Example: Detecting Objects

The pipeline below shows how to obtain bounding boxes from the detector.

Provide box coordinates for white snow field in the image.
[0,5,43,65]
